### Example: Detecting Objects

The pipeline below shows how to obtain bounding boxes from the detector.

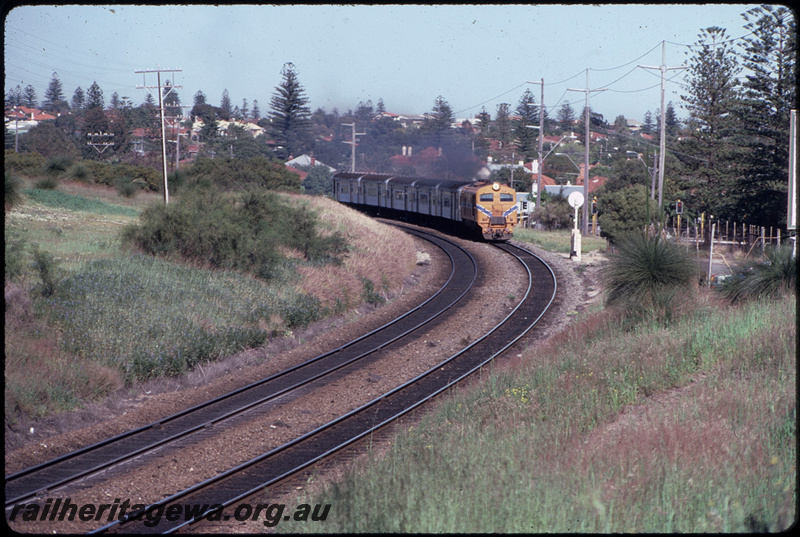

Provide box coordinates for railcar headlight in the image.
[492,182,500,191]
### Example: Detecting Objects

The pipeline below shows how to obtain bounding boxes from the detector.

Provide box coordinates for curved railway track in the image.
[95,239,557,534]
[6,231,557,534]
[4,228,475,509]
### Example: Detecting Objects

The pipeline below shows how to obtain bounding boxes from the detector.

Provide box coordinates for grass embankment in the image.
[5,180,418,423]
[281,240,795,532]
[514,227,607,254]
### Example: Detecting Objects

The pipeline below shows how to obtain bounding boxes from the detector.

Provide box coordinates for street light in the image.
[626,151,657,200]
[555,152,582,175]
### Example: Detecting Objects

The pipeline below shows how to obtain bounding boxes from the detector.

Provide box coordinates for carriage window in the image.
[340,184,350,194]
[443,198,450,207]
[420,193,429,203]
[500,193,514,202]
[367,187,378,196]
[479,193,494,202]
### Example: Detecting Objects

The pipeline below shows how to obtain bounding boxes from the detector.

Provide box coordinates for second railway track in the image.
[6,229,558,534]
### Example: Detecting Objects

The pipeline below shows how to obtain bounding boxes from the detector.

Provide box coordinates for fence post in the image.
[761,227,766,255]
[695,222,700,256]
[707,223,716,288]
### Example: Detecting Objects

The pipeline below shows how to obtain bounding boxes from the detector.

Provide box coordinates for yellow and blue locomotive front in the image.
[460,182,518,241]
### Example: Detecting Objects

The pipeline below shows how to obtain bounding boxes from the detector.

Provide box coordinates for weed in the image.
[360,276,386,305]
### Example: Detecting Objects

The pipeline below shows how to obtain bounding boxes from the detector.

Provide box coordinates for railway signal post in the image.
[568,191,584,261]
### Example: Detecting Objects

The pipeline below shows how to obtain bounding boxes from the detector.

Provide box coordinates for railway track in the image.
[95,239,556,533]
[4,228,475,509]
[6,232,557,534]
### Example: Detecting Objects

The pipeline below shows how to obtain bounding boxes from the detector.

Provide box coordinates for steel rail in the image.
[4,229,476,508]
[93,241,556,534]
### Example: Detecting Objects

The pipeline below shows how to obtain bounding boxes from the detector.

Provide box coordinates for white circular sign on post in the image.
[568,191,585,208]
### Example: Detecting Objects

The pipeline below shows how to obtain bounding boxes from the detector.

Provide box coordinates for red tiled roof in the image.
[286,165,307,181]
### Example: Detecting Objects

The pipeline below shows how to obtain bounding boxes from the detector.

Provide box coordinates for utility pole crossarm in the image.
[567,70,607,236]
[341,122,366,173]
[135,68,183,204]
[637,41,686,209]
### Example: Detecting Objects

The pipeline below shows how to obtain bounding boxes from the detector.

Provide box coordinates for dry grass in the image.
[288,195,418,310]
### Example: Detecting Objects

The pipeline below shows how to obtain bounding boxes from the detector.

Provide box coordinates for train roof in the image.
[333,172,479,190]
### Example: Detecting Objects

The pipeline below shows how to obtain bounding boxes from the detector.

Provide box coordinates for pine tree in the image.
[6,85,23,107]
[513,89,538,158]
[494,102,512,147]
[642,111,654,134]
[193,90,207,107]
[163,81,181,118]
[219,89,232,120]
[664,102,680,136]
[732,5,796,226]
[72,86,86,110]
[557,102,575,132]
[251,99,261,121]
[678,26,742,218]
[423,95,454,140]
[86,81,104,110]
[269,62,312,158]
[23,85,37,108]
[43,72,65,112]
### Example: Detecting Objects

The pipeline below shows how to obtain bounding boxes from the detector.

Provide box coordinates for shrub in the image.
[183,156,302,192]
[43,155,72,176]
[83,160,161,191]
[4,150,46,176]
[718,244,796,303]
[35,175,59,190]
[113,175,140,198]
[31,245,63,296]
[533,194,572,230]
[5,171,24,213]
[360,276,386,305]
[281,293,325,329]
[597,184,658,244]
[4,230,27,282]
[602,232,696,322]
[123,184,346,278]
[68,162,90,182]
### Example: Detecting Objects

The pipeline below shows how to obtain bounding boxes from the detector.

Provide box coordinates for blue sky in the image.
[5,4,762,123]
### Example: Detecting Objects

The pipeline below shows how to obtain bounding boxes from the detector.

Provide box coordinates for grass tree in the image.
[718,244,796,303]
[602,231,697,322]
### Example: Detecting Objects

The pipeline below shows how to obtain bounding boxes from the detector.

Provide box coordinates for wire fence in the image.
[668,216,790,257]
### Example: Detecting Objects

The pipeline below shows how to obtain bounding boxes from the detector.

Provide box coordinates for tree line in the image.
[5,5,794,228]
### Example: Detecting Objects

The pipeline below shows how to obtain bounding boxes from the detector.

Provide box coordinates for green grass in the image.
[38,254,316,382]
[514,227,607,254]
[4,178,333,419]
[281,294,795,533]
[23,188,141,217]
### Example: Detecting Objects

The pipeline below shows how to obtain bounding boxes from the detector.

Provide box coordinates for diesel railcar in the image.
[333,172,518,241]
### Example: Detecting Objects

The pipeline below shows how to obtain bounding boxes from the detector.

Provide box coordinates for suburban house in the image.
[285,154,336,173]
[4,106,57,134]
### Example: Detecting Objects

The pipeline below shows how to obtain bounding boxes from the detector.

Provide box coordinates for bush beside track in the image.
[4,174,418,423]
